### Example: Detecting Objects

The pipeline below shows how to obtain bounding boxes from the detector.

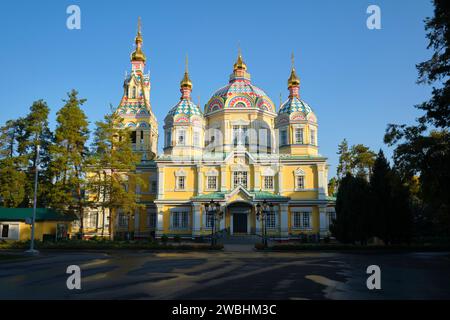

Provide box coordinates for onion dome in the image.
[278,53,317,123]
[233,51,247,71]
[279,98,313,115]
[131,17,147,62]
[288,67,300,87]
[180,55,193,89]
[166,57,202,120]
[205,50,276,114]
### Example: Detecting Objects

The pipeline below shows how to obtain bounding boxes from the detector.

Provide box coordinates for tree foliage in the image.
[384,0,450,237]
[336,139,376,181]
[89,109,144,239]
[48,90,90,235]
[330,174,372,244]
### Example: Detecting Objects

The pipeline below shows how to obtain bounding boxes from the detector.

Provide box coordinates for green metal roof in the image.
[0,208,77,222]
[253,191,289,200]
[192,192,226,200]
[192,191,289,201]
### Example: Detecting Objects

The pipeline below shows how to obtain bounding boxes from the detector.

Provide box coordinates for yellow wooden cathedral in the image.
[85,20,336,241]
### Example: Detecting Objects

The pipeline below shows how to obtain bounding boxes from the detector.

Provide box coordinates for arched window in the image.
[132,87,136,99]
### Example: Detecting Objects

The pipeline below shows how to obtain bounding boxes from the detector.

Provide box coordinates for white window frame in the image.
[310,128,316,146]
[86,211,98,229]
[232,125,249,146]
[205,211,214,229]
[207,176,218,191]
[175,169,187,191]
[146,208,156,228]
[295,127,304,144]
[177,128,186,146]
[177,176,185,190]
[193,130,200,147]
[118,212,129,228]
[294,168,306,191]
[265,207,278,229]
[263,176,274,191]
[0,223,19,240]
[170,209,190,230]
[232,171,248,189]
[291,209,313,230]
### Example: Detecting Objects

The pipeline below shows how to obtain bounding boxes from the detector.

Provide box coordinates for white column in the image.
[220,165,227,191]
[317,163,326,200]
[197,165,203,195]
[254,165,260,191]
[157,165,165,199]
[192,203,201,237]
[280,203,289,238]
[277,165,283,195]
[156,204,164,238]
[319,206,328,237]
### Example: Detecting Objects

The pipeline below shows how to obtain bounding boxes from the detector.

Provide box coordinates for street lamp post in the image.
[204,200,222,246]
[256,200,273,248]
[26,134,40,255]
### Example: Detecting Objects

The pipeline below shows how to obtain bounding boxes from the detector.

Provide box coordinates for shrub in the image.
[173,235,181,243]
[255,243,267,250]
[161,235,169,244]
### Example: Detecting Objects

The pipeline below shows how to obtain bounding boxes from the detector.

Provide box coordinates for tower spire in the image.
[288,52,300,98]
[131,17,146,63]
[180,54,192,99]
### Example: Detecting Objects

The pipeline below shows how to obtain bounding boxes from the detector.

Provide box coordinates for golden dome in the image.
[180,55,192,89]
[180,72,192,89]
[288,67,300,87]
[233,51,247,71]
[131,18,147,62]
[288,52,300,87]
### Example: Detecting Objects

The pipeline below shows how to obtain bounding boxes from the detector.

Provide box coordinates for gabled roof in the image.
[0,208,77,222]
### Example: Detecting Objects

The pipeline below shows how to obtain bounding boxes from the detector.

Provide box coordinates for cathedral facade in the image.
[104,21,336,241]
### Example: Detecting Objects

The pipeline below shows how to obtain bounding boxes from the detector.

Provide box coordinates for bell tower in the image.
[117,18,158,160]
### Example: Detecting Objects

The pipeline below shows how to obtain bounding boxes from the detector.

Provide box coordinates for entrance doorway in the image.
[233,213,247,233]
[228,202,252,235]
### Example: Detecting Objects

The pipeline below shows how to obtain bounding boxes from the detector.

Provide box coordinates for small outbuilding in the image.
[0,208,76,241]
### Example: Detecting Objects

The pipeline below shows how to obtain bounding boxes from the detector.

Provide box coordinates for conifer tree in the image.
[20,100,53,207]
[49,90,90,237]
[90,109,144,239]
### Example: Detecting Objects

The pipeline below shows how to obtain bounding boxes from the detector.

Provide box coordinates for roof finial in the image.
[291,52,295,70]
[180,54,192,91]
[131,17,146,62]
[287,51,300,88]
[234,42,247,72]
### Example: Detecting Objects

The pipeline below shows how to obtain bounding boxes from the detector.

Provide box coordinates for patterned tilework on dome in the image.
[279,96,313,115]
[212,79,269,98]
[168,99,202,117]
[118,102,151,116]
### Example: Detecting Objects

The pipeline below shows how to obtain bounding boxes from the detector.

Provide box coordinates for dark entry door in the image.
[233,213,247,233]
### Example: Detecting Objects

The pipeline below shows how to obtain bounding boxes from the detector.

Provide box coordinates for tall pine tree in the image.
[49,90,90,237]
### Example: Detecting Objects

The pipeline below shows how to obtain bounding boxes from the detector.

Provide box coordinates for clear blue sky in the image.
[0,0,433,179]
